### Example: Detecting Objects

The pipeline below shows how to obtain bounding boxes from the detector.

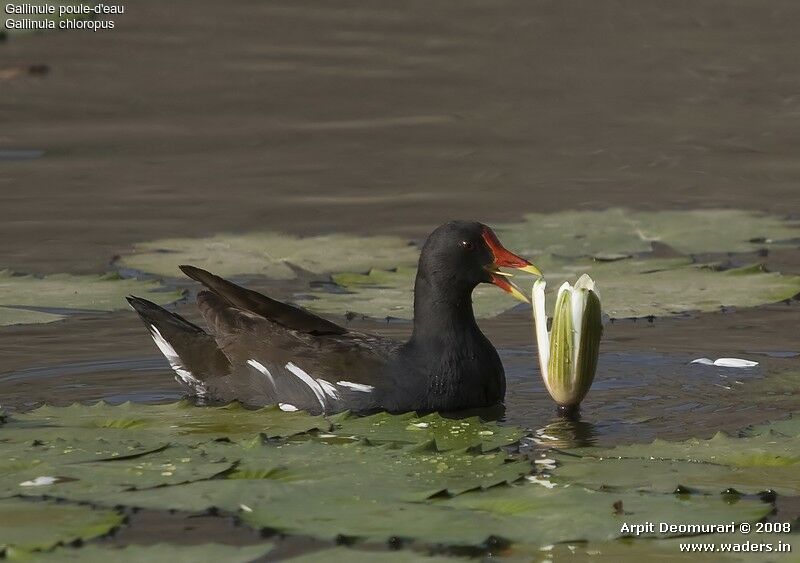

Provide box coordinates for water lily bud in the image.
[532,274,602,408]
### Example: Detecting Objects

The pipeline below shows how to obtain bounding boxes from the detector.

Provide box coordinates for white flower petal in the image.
[691,357,758,368]
[20,476,58,487]
[713,357,759,368]
[532,279,550,380]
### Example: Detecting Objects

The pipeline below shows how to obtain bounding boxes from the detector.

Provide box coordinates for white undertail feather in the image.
[285,362,327,410]
[279,403,299,412]
[149,325,207,397]
[316,379,340,400]
[336,381,374,393]
[247,359,276,387]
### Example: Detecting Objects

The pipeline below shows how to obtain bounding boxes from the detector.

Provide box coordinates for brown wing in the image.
[194,290,395,413]
[180,265,347,336]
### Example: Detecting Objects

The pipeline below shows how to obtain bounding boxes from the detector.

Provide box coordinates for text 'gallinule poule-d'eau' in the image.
[128,221,541,414]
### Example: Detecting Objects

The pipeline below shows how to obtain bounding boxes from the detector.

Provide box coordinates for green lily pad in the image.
[0,307,62,325]
[11,401,331,440]
[59,471,767,547]
[744,414,800,438]
[0,270,182,326]
[331,411,525,452]
[505,535,799,563]
[538,258,800,318]
[495,209,800,258]
[298,257,800,320]
[0,444,234,499]
[552,418,800,495]
[0,498,122,552]
[285,547,461,562]
[29,543,275,562]
[299,267,526,319]
[230,438,531,500]
[119,233,420,279]
[0,402,773,550]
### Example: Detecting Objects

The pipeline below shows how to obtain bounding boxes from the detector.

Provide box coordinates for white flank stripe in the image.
[317,379,340,400]
[279,403,299,412]
[336,381,374,393]
[285,362,326,409]
[247,359,276,386]
[149,325,206,396]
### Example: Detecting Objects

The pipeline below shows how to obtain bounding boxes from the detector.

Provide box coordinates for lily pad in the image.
[0,443,235,499]
[331,411,525,452]
[298,257,800,320]
[495,209,800,258]
[538,258,800,318]
[58,470,768,547]
[0,270,182,326]
[0,402,773,550]
[0,498,122,552]
[552,418,800,495]
[285,548,460,562]
[299,267,526,319]
[229,438,531,500]
[11,401,331,440]
[119,233,420,279]
[31,543,275,562]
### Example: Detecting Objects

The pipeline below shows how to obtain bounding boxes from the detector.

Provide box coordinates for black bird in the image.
[128,221,541,414]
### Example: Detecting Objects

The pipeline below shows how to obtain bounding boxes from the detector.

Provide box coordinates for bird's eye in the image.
[460,240,475,251]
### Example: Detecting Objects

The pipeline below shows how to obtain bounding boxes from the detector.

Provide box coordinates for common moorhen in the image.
[128,221,541,414]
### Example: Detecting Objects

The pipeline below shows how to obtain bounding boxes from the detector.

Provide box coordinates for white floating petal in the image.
[691,357,759,368]
[20,476,58,487]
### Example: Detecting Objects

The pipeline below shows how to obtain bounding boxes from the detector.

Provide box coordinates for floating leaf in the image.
[298,257,800,320]
[0,444,234,499]
[552,418,800,495]
[229,439,531,500]
[331,411,525,452]
[11,401,331,440]
[537,258,800,318]
[30,543,274,562]
[119,233,420,279]
[55,472,768,547]
[0,402,773,549]
[0,498,122,552]
[495,209,800,258]
[285,547,459,562]
[299,267,526,319]
[0,270,182,326]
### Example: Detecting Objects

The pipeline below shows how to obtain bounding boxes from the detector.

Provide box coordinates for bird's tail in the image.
[127,296,231,396]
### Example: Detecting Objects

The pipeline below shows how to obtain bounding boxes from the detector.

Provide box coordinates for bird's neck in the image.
[408,270,481,344]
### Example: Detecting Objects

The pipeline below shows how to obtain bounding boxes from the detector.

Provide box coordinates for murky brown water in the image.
[2,0,800,551]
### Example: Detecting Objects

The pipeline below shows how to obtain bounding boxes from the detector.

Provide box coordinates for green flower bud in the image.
[532,274,602,407]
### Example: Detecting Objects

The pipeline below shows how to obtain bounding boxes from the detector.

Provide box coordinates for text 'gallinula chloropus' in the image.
[128,221,541,414]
